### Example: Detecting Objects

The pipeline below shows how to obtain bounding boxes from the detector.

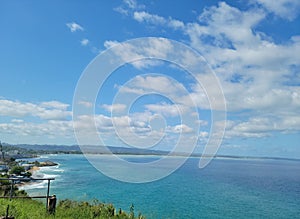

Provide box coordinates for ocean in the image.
[19,154,300,218]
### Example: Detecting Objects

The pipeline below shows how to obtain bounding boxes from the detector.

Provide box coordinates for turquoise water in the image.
[21,154,300,218]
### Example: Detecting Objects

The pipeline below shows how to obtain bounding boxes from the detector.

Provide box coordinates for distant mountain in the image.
[3,143,299,162]
[15,144,81,152]
[10,144,169,156]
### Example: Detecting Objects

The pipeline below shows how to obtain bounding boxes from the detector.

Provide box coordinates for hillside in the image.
[0,199,144,219]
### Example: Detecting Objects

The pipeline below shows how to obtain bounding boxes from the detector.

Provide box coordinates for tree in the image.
[9,165,25,175]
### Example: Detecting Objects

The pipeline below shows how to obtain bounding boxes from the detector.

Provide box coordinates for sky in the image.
[0,0,300,158]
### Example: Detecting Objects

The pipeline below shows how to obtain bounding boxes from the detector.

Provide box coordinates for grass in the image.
[0,198,145,219]
[1,176,145,218]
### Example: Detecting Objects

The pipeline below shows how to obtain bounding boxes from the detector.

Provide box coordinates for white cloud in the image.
[104,40,120,49]
[199,131,209,138]
[145,102,187,117]
[254,0,300,20]
[78,101,93,108]
[101,104,127,113]
[114,6,129,15]
[0,99,36,117]
[133,11,184,30]
[168,19,185,30]
[225,112,300,138]
[196,119,209,126]
[115,74,200,118]
[174,2,300,114]
[74,109,199,147]
[104,38,174,67]
[167,124,194,134]
[36,109,72,120]
[114,0,145,16]
[40,101,69,110]
[81,38,89,46]
[131,59,166,69]
[123,0,143,9]
[126,1,300,142]
[8,2,298,146]
[0,99,71,120]
[119,75,186,96]
[134,11,166,24]
[74,114,114,133]
[181,2,266,55]
[74,112,165,147]
[66,22,84,32]
[11,119,23,123]
[0,120,74,139]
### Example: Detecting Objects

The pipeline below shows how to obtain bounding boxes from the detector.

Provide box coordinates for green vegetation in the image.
[0,178,145,218]
[9,165,25,175]
[0,176,28,197]
[0,199,145,219]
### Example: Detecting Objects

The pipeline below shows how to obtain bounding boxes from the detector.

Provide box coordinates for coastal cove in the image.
[19,154,300,219]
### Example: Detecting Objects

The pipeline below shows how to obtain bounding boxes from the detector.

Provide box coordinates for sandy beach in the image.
[28,166,40,174]
[16,166,43,190]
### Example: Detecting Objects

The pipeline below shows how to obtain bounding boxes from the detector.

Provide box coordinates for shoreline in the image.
[17,163,58,192]
[28,165,40,174]
[16,165,43,190]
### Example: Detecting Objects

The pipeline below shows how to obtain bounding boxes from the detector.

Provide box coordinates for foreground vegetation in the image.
[0,176,145,219]
[0,198,145,219]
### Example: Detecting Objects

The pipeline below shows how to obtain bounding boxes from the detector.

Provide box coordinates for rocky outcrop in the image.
[38,160,58,167]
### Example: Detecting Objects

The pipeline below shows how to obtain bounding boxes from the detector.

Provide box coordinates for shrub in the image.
[0,198,144,219]
[9,166,25,175]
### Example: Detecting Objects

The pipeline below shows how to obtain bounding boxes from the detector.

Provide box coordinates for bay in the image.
[20,154,300,218]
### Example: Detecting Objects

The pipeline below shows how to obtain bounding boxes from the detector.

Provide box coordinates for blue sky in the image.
[0,0,300,158]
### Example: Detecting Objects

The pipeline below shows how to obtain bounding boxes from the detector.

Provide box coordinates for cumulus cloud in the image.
[124,1,300,141]
[81,38,89,46]
[123,0,142,9]
[134,11,166,24]
[104,40,119,49]
[254,0,300,20]
[118,75,186,96]
[4,1,299,147]
[11,119,24,123]
[103,37,174,69]
[145,102,187,117]
[0,99,71,120]
[0,120,74,139]
[66,22,84,32]
[225,115,300,138]
[199,131,209,138]
[74,112,161,146]
[101,104,127,113]
[131,3,300,111]
[167,124,194,134]
[114,0,145,15]
[185,3,300,113]
[114,74,202,123]
[133,11,184,30]
[77,101,93,108]
[40,101,69,110]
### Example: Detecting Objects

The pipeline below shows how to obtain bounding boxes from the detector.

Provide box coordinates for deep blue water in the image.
[21,154,300,218]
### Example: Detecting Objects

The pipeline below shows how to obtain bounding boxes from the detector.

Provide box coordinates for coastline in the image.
[28,165,40,174]
[17,162,58,192]
[16,165,43,190]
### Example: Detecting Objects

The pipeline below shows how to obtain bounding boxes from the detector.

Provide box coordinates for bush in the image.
[0,197,145,218]
[56,199,143,219]
[9,166,25,175]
